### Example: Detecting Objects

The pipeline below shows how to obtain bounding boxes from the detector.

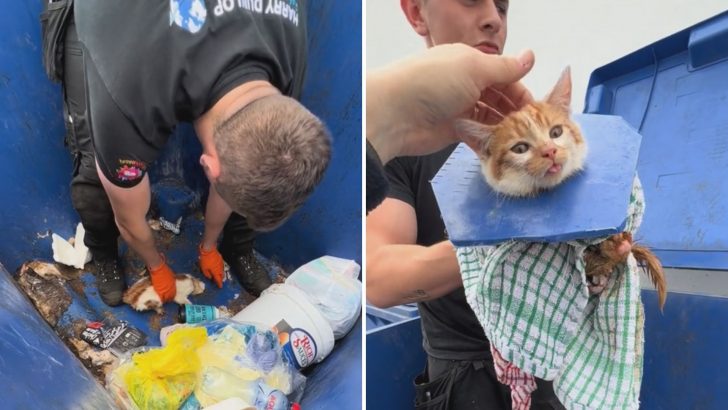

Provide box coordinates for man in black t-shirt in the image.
[48,0,330,306]
[367,1,564,408]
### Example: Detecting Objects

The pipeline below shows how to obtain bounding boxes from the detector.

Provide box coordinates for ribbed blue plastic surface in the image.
[431,114,641,246]
[586,10,728,270]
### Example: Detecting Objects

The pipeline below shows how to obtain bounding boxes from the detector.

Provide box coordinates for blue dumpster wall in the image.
[256,0,363,269]
[585,10,728,409]
[0,0,361,409]
[366,317,425,410]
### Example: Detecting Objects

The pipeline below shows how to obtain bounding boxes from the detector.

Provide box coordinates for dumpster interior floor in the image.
[13,214,287,383]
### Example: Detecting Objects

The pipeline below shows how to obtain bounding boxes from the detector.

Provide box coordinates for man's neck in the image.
[194,81,280,153]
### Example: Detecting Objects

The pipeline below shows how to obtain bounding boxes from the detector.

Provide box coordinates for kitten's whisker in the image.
[481,87,518,114]
[472,102,505,125]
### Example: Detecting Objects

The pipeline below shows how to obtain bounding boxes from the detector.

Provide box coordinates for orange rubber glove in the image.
[199,244,224,288]
[148,254,177,302]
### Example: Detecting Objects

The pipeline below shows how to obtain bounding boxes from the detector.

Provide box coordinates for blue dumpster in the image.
[585,9,728,409]
[0,0,361,409]
[367,9,728,410]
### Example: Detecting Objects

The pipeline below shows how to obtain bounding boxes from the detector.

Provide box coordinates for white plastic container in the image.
[232,284,335,369]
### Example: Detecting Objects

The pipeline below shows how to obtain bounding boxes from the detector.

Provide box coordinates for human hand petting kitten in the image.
[366,43,535,163]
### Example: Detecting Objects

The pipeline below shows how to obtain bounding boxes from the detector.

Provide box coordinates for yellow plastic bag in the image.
[121,327,207,410]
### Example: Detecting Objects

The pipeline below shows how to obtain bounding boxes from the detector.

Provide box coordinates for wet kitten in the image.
[122,274,205,314]
[457,68,666,307]
[584,232,667,309]
[456,67,587,197]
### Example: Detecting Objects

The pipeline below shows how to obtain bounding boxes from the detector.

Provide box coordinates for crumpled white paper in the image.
[52,223,92,269]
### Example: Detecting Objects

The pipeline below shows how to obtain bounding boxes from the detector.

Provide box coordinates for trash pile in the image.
[15,243,362,409]
[104,255,363,409]
[108,323,305,410]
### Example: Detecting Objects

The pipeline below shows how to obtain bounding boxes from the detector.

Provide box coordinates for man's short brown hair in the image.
[213,94,331,231]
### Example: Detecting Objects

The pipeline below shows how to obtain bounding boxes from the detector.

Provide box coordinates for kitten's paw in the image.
[587,274,609,295]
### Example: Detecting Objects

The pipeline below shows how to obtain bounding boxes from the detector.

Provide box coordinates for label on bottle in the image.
[184,304,219,324]
[255,383,290,410]
[275,319,318,369]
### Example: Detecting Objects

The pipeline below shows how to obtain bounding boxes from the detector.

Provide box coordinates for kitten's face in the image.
[457,68,587,197]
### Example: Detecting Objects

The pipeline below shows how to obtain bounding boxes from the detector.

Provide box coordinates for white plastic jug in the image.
[232,284,335,369]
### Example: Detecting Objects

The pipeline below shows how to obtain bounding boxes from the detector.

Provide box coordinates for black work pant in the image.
[60,18,255,262]
[414,356,566,410]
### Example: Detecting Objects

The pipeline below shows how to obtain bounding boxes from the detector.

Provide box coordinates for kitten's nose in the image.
[541,147,557,159]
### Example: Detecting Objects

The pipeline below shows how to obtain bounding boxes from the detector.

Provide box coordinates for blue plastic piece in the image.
[366,303,419,331]
[431,114,641,247]
[689,12,728,70]
[152,179,197,222]
[585,9,728,270]
[640,290,728,409]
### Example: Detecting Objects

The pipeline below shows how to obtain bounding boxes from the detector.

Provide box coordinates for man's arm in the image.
[366,197,462,308]
[95,161,161,268]
[200,185,233,250]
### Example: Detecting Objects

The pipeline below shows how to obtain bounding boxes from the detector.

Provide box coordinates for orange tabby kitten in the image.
[457,68,666,307]
[456,68,587,197]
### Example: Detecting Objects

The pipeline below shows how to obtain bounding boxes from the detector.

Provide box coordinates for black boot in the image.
[93,258,125,306]
[226,251,272,297]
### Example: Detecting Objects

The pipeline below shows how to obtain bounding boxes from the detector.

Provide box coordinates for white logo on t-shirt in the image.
[170,0,208,33]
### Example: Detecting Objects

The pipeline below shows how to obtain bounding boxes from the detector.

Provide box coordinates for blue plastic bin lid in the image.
[585,10,728,270]
[431,114,641,247]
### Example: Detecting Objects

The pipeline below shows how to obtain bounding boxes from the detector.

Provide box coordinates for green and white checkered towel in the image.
[456,178,645,410]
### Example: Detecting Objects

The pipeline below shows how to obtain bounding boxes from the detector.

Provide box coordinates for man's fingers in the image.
[470,49,535,90]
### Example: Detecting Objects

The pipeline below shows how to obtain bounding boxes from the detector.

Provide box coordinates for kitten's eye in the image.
[510,143,529,154]
[586,245,600,255]
[550,125,563,139]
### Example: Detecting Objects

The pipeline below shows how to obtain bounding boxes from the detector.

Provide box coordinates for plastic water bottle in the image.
[196,367,299,410]
[178,304,228,324]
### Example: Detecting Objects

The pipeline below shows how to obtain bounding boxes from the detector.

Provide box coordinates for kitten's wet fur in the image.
[584,232,667,310]
[458,68,666,308]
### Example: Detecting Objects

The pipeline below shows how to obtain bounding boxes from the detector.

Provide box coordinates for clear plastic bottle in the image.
[195,367,298,410]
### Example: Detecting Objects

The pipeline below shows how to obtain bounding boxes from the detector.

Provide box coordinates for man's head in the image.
[209,94,331,231]
[401,0,508,54]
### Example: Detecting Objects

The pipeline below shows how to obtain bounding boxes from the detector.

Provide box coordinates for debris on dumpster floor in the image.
[80,318,148,356]
[51,223,92,269]
[66,337,118,382]
[14,219,294,396]
[15,261,73,327]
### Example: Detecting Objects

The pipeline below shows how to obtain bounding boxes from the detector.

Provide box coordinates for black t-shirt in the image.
[74,0,307,186]
[385,145,491,361]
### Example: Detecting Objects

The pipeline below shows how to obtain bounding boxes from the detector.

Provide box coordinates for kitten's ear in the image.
[455,119,494,155]
[546,66,572,111]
